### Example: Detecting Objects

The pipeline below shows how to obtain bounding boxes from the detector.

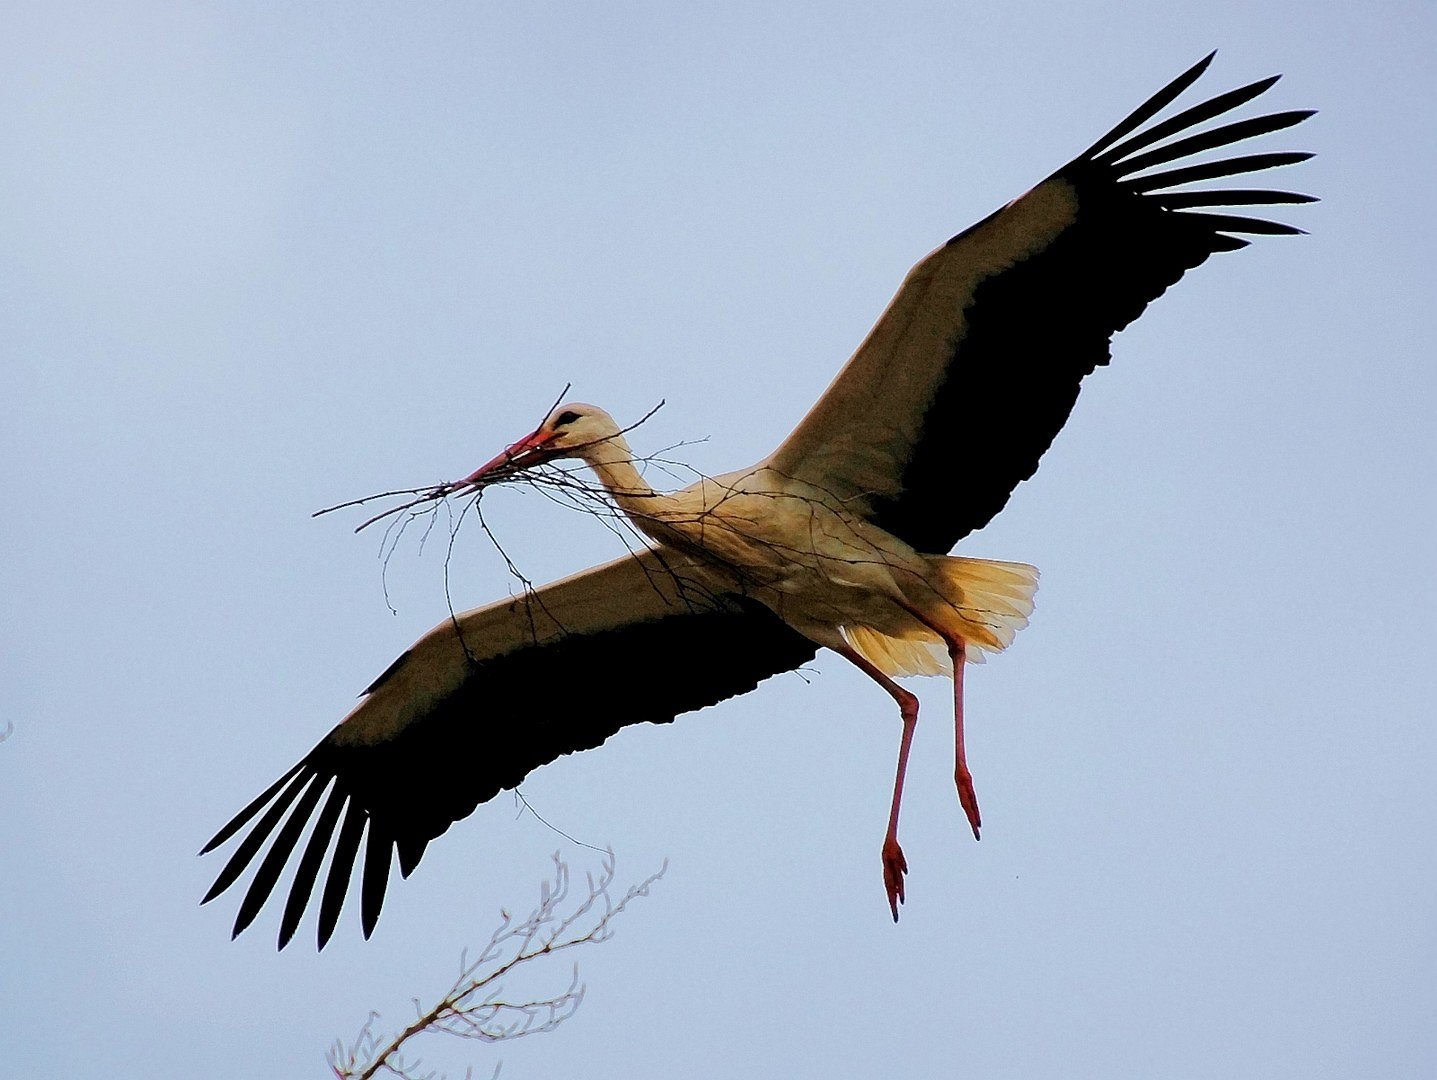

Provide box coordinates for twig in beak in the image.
[314,481,471,534]
[311,392,668,534]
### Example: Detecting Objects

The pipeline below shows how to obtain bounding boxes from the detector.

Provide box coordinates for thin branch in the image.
[511,791,609,856]
[329,854,666,1080]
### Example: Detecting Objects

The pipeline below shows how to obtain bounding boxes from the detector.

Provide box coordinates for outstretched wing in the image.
[201,548,816,949]
[766,53,1315,553]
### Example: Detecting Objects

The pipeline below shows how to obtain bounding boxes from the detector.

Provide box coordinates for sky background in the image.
[4,3,1434,1077]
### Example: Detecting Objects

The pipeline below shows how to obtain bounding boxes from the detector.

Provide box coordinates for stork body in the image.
[581,437,1030,668]
[202,54,1315,947]
[467,412,1039,912]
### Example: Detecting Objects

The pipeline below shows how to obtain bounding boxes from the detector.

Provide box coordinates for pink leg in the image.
[833,643,919,922]
[949,637,980,841]
[900,604,981,841]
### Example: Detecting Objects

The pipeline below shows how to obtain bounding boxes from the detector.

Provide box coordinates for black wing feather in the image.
[1079,52,1217,159]
[318,800,366,950]
[396,832,429,878]
[1111,110,1312,175]
[277,783,344,949]
[1177,213,1307,236]
[201,767,309,905]
[1154,189,1318,209]
[1125,151,1312,193]
[1091,75,1280,164]
[198,760,304,856]
[868,58,1313,552]
[204,595,815,948]
[361,820,392,939]
[232,773,327,936]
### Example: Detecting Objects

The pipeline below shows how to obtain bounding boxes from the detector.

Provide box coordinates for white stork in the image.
[202,53,1313,947]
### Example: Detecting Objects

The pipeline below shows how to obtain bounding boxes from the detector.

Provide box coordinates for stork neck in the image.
[579,434,654,512]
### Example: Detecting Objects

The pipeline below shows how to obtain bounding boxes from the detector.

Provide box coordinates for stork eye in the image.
[553,411,581,427]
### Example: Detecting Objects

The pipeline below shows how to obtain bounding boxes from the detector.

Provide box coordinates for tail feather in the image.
[842,626,952,676]
[842,557,1039,677]
[932,556,1039,655]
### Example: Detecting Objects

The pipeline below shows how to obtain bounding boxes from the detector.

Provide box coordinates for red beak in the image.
[454,426,562,490]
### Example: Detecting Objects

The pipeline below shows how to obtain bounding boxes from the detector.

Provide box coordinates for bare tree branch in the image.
[329,853,666,1080]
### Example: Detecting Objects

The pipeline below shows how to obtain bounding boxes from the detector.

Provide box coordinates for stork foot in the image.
[882,836,908,921]
[956,766,982,841]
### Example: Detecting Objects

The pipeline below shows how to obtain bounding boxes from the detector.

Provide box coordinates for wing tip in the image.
[1076,55,1314,242]
[199,879,226,907]
[1079,50,1219,160]
[360,825,393,939]
[199,759,308,855]
[1190,49,1219,79]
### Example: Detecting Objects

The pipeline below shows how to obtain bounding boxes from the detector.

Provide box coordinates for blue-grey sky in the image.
[4,3,1433,1077]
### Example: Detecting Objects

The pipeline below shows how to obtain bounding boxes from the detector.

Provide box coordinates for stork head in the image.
[458,402,623,487]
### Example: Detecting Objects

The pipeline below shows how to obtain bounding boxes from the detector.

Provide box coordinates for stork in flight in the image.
[202,53,1313,946]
